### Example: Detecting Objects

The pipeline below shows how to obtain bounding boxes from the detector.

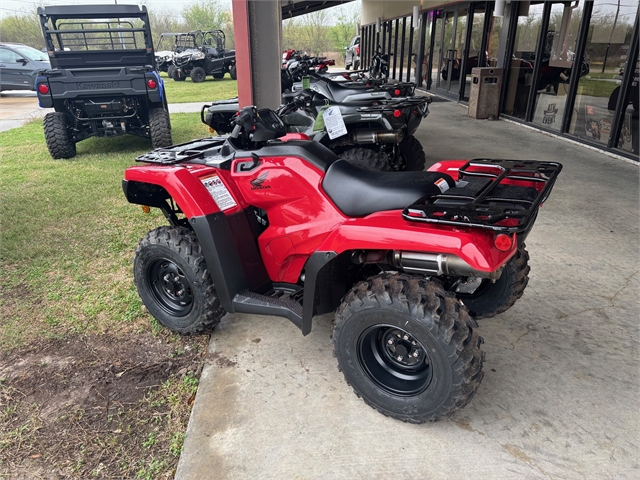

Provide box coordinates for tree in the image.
[328,5,360,60]
[0,14,45,49]
[181,0,234,48]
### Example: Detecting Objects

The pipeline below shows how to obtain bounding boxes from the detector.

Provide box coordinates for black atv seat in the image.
[322,79,375,103]
[322,160,455,217]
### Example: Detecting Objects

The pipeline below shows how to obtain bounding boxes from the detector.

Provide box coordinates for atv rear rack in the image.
[135,137,229,164]
[357,96,432,116]
[403,159,562,234]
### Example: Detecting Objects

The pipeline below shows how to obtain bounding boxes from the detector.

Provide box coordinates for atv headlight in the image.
[191,52,205,61]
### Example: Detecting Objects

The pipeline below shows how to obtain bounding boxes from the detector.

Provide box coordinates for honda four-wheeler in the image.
[36,5,172,159]
[123,106,562,423]
[201,91,430,171]
[172,30,236,82]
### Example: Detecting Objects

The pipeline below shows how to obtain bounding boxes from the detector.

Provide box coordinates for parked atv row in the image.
[282,50,335,82]
[123,104,563,424]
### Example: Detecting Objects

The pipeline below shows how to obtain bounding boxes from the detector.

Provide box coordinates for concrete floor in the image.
[176,101,639,479]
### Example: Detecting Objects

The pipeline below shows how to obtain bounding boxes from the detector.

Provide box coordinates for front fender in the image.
[124,165,227,218]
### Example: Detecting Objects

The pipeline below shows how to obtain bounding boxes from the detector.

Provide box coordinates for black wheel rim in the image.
[357,325,432,396]
[147,259,193,317]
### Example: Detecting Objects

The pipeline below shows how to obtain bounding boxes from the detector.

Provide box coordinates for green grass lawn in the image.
[0,114,214,478]
[160,72,237,104]
[0,113,211,351]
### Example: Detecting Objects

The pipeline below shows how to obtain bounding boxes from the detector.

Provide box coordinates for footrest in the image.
[233,290,303,329]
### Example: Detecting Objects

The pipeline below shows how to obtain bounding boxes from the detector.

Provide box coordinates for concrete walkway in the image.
[175,102,639,479]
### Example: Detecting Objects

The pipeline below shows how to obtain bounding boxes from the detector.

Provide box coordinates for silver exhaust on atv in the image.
[334,130,403,146]
[352,250,503,281]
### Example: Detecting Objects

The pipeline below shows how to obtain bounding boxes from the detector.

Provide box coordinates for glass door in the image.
[433,6,470,98]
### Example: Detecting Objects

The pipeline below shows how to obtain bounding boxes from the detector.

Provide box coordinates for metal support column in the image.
[232,0,282,109]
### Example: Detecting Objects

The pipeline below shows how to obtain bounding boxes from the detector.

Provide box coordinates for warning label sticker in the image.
[201,174,237,211]
[434,178,450,193]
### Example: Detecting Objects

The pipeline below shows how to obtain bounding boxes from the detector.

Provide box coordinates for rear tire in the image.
[148,108,172,149]
[354,59,360,70]
[229,65,237,80]
[457,245,530,319]
[190,66,206,83]
[345,63,351,70]
[398,135,426,171]
[134,227,225,334]
[333,274,484,423]
[339,147,391,171]
[43,112,76,159]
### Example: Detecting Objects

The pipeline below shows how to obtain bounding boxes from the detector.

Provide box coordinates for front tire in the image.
[148,108,172,149]
[398,135,426,171]
[229,65,237,80]
[339,147,391,171]
[333,274,484,423]
[134,227,225,334]
[166,65,175,79]
[43,112,76,159]
[353,59,360,70]
[457,245,530,319]
[190,66,206,83]
[172,68,186,81]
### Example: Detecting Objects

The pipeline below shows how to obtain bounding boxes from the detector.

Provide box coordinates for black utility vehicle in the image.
[36,5,172,159]
[172,30,236,83]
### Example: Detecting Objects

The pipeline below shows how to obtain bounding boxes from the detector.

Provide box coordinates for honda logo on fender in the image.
[250,171,271,190]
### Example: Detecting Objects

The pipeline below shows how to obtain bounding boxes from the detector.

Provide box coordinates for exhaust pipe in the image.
[351,130,403,144]
[351,250,503,281]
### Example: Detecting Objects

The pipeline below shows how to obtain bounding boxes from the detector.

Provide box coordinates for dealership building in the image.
[358,0,639,161]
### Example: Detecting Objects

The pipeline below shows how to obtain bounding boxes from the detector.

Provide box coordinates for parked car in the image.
[344,35,360,70]
[0,42,50,92]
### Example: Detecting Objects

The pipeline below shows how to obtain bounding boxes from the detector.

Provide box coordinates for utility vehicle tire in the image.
[190,67,206,83]
[345,63,351,70]
[339,147,391,171]
[333,274,484,423]
[229,65,237,80]
[212,72,225,79]
[148,108,172,149]
[134,226,225,334]
[43,112,76,159]
[398,135,426,171]
[354,59,360,70]
[457,245,530,319]
[172,68,186,81]
[166,65,175,79]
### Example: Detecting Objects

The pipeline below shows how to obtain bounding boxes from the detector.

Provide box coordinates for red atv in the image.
[123,106,561,423]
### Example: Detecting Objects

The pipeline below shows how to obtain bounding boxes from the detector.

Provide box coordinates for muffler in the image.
[351,250,503,280]
[351,130,403,144]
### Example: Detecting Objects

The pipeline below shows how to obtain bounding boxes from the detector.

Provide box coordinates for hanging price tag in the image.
[322,106,347,139]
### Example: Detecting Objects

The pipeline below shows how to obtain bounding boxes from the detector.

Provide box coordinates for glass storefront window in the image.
[531,2,585,131]
[569,0,637,146]
[616,55,639,155]
[503,3,546,119]
[463,5,486,101]
[487,15,502,67]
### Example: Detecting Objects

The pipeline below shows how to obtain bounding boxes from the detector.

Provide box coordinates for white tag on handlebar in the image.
[323,106,347,139]
[201,174,237,211]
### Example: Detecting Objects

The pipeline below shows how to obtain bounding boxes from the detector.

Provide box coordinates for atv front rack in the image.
[135,137,229,164]
[403,159,562,234]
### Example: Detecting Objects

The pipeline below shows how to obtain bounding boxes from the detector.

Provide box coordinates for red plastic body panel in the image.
[126,157,516,284]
